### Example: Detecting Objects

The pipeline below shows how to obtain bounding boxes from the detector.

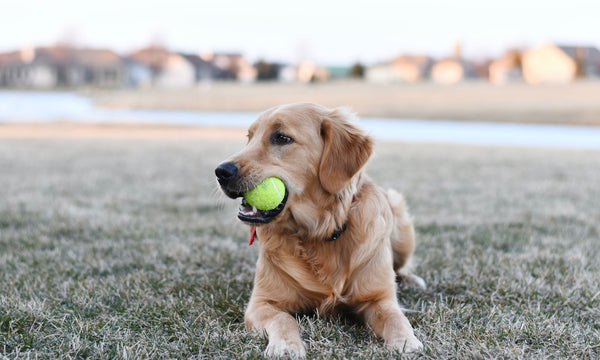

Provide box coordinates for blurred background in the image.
[1,0,600,147]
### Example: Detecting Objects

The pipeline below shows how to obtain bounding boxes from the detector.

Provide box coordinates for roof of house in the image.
[75,48,122,66]
[129,47,171,68]
[179,53,212,68]
[179,53,236,79]
[0,50,22,65]
[0,46,124,67]
[557,45,600,63]
[391,55,432,66]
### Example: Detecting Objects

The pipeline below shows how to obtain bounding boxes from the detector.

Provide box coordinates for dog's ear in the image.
[319,108,373,195]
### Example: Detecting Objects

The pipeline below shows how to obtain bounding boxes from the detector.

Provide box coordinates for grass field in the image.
[1,138,599,359]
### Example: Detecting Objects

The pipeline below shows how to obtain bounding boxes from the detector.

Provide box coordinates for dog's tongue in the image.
[249,226,257,246]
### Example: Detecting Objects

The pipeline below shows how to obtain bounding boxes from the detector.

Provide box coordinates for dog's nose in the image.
[215,162,239,183]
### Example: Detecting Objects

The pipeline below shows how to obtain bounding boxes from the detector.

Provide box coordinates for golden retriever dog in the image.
[215,102,424,357]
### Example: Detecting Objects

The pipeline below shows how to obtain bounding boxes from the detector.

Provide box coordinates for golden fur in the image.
[216,102,424,357]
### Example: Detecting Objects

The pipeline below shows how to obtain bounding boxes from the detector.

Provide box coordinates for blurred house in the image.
[130,47,194,87]
[365,63,399,83]
[210,53,257,83]
[0,48,57,88]
[275,62,330,83]
[430,40,479,84]
[297,61,329,82]
[431,58,478,84]
[123,58,152,88]
[131,48,260,85]
[278,65,299,82]
[183,53,240,81]
[489,49,523,84]
[156,53,196,88]
[391,55,432,82]
[327,65,351,80]
[365,55,432,83]
[74,48,128,87]
[522,44,600,84]
[0,46,127,88]
[130,46,169,83]
[472,59,491,80]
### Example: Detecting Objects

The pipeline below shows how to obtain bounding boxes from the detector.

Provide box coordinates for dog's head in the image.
[215,102,373,228]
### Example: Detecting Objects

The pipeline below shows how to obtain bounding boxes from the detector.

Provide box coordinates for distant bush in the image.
[349,62,365,78]
[255,60,280,81]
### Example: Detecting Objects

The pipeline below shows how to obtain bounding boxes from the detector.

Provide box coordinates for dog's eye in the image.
[271,132,294,145]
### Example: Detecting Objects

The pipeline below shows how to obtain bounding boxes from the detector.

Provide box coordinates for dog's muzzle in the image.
[215,162,288,224]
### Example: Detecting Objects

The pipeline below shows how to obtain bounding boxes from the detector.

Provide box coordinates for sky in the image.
[1,0,598,65]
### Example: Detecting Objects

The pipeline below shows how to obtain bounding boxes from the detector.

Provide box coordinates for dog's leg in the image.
[245,299,306,358]
[360,298,423,353]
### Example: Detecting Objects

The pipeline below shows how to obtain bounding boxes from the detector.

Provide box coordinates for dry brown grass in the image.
[89,80,600,126]
[0,122,245,139]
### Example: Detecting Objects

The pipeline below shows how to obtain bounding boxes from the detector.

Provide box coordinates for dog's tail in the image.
[387,189,409,219]
[387,189,426,289]
[386,189,414,270]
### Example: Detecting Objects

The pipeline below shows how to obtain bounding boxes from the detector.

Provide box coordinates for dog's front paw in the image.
[387,335,423,353]
[265,338,306,358]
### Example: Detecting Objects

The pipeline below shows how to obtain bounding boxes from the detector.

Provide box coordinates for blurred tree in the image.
[505,48,522,67]
[349,62,365,78]
[255,60,280,81]
[574,47,585,78]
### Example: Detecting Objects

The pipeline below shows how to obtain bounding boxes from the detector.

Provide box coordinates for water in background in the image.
[1,90,599,150]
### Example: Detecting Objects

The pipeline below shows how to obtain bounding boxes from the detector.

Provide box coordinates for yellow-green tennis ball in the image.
[244,177,286,211]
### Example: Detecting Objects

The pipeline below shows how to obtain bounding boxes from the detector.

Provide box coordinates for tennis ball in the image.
[244,177,286,211]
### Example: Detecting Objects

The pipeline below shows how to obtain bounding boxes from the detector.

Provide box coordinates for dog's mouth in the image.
[237,189,289,224]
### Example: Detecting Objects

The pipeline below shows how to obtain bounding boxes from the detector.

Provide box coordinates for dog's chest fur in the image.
[258,234,354,312]
[257,222,390,315]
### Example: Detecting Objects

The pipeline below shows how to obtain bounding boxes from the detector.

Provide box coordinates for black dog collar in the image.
[327,223,347,241]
